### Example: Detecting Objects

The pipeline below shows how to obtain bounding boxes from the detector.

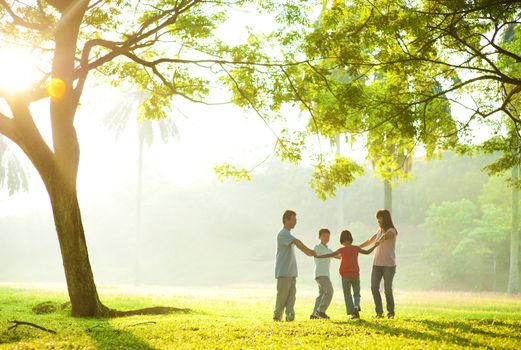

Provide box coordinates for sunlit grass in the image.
[0,283,520,349]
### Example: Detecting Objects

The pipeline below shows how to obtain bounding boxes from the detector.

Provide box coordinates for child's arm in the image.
[293,239,317,257]
[359,234,378,248]
[316,248,342,258]
[359,242,379,255]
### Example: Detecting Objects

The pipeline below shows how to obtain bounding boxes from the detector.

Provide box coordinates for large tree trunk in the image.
[1,1,106,317]
[335,134,344,230]
[48,180,107,316]
[508,163,519,294]
[4,97,106,317]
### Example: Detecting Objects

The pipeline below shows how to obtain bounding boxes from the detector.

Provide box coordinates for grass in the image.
[0,283,521,349]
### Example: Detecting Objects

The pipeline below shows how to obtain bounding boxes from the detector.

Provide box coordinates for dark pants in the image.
[371,265,396,316]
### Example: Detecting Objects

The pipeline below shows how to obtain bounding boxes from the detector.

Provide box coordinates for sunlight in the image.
[0,46,40,93]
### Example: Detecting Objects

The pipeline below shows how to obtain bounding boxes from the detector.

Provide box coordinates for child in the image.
[310,228,338,319]
[317,230,378,319]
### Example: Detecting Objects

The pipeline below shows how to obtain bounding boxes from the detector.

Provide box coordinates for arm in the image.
[379,229,397,242]
[293,239,316,257]
[359,234,377,248]
[359,242,379,255]
[316,248,342,259]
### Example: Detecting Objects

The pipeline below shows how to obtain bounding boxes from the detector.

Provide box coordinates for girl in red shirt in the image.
[317,230,378,319]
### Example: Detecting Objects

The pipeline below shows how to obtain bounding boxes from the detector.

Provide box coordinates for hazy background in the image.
[0,82,511,292]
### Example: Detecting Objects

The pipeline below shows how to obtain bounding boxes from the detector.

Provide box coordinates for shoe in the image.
[310,313,319,320]
[273,318,282,322]
[351,308,360,319]
[375,313,384,318]
[317,312,330,319]
[387,313,395,319]
[285,318,294,322]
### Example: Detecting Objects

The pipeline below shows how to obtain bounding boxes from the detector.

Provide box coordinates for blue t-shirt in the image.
[275,228,298,278]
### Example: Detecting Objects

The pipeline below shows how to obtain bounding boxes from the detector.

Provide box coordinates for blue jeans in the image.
[342,276,360,315]
[371,266,396,315]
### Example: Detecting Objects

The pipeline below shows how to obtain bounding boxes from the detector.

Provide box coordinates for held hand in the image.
[374,241,381,247]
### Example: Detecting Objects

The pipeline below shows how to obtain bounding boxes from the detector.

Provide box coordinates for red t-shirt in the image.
[339,245,361,278]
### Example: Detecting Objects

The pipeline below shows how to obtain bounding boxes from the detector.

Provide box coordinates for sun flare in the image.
[0,46,41,93]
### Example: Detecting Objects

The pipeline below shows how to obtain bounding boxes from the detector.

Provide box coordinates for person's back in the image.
[339,244,361,279]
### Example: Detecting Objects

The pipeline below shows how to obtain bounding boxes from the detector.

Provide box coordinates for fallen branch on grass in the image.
[127,321,157,327]
[8,320,57,334]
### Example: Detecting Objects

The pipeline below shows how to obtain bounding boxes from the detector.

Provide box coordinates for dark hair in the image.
[318,228,330,237]
[282,210,296,224]
[376,209,396,231]
[340,230,353,244]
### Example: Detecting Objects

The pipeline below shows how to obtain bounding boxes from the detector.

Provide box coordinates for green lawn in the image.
[1,283,520,349]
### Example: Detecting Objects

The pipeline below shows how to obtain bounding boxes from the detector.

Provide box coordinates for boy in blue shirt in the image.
[274,210,316,322]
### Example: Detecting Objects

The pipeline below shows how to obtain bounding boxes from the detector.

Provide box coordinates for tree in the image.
[509,158,520,293]
[0,136,28,195]
[103,90,179,284]
[0,0,324,317]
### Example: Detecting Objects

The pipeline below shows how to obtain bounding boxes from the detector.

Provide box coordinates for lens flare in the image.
[47,78,66,99]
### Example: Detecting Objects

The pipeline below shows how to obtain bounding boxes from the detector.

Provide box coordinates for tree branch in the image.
[7,320,56,334]
[46,0,70,12]
[0,0,51,31]
[0,112,18,142]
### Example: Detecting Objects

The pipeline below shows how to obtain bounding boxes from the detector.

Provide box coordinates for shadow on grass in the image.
[331,317,521,348]
[79,307,192,350]
[79,318,156,350]
[417,318,521,342]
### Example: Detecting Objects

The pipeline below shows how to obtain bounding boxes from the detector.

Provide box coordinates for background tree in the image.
[103,90,180,284]
[0,136,28,195]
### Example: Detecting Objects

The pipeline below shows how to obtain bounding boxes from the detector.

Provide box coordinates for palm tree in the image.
[103,91,179,284]
[0,136,28,195]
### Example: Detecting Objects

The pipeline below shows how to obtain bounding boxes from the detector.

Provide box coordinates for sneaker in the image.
[375,313,384,318]
[310,313,319,320]
[387,313,395,319]
[273,318,282,322]
[351,308,360,319]
[317,312,330,319]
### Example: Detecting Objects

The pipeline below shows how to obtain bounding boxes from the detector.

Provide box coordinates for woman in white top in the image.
[360,209,397,318]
